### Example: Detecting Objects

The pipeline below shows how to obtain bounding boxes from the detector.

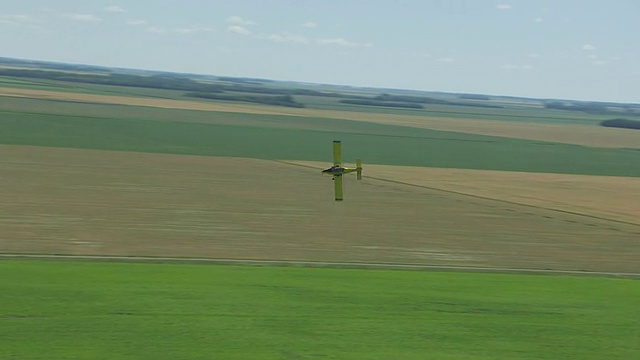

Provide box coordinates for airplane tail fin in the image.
[356,159,362,180]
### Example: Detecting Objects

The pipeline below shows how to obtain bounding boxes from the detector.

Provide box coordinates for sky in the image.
[1,1,639,103]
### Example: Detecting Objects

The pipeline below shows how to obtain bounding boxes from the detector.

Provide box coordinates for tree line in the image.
[600,118,640,130]
[186,92,304,108]
[339,93,503,109]
[0,68,362,99]
[545,100,640,115]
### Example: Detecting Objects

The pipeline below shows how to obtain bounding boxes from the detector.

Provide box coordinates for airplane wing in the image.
[333,140,342,166]
[334,175,344,201]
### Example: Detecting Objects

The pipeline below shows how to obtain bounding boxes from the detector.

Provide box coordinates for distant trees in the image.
[458,94,491,100]
[544,100,640,116]
[600,118,640,130]
[544,101,609,114]
[0,68,225,92]
[374,93,429,104]
[186,92,304,108]
[0,68,362,105]
[339,93,502,109]
[339,99,423,109]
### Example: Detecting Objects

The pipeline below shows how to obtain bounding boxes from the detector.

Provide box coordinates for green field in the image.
[1,96,639,176]
[1,260,639,359]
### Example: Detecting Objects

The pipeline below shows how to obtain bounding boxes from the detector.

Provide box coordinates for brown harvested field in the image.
[2,86,639,149]
[2,145,639,273]
[291,161,640,225]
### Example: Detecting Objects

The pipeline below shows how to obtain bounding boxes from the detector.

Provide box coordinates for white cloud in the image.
[592,60,606,66]
[146,26,165,34]
[1,14,31,22]
[227,25,251,35]
[533,17,543,23]
[503,63,534,70]
[528,53,540,58]
[106,5,126,13]
[587,54,598,59]
[258,33,309,43]
[437,57,455,63]
[317,38,352,46]
[582,44,596,51]
[174,28,195,34]
[63,13,103,22]
[422,53,432,58]
[174,25,215,34]
[225,16,256,26]
[496,4,512,10]
[302,21,317,28]
[317,38,371,47]
[126,19,147,26]
[0,14,39,26]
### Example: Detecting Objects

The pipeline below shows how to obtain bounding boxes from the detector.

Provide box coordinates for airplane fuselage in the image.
[322,166,358,176]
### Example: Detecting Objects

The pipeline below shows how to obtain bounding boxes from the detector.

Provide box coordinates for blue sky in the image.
[1,1,639,102]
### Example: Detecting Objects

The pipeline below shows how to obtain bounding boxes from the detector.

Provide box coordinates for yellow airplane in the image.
[321,140,362,201]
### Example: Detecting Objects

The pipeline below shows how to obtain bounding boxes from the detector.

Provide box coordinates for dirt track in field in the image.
[2,145,639,273]
[1,86,638,149]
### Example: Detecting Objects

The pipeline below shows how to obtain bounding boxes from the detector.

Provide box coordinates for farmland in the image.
[2,145,640,273]
[1,70,640,358]
[1,93,640,177]
[2,85,640,149]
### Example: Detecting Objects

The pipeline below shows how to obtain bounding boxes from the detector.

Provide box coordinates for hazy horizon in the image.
[2,1,639,103]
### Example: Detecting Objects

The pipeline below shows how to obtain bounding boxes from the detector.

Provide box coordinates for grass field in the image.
[2,260,639,359]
